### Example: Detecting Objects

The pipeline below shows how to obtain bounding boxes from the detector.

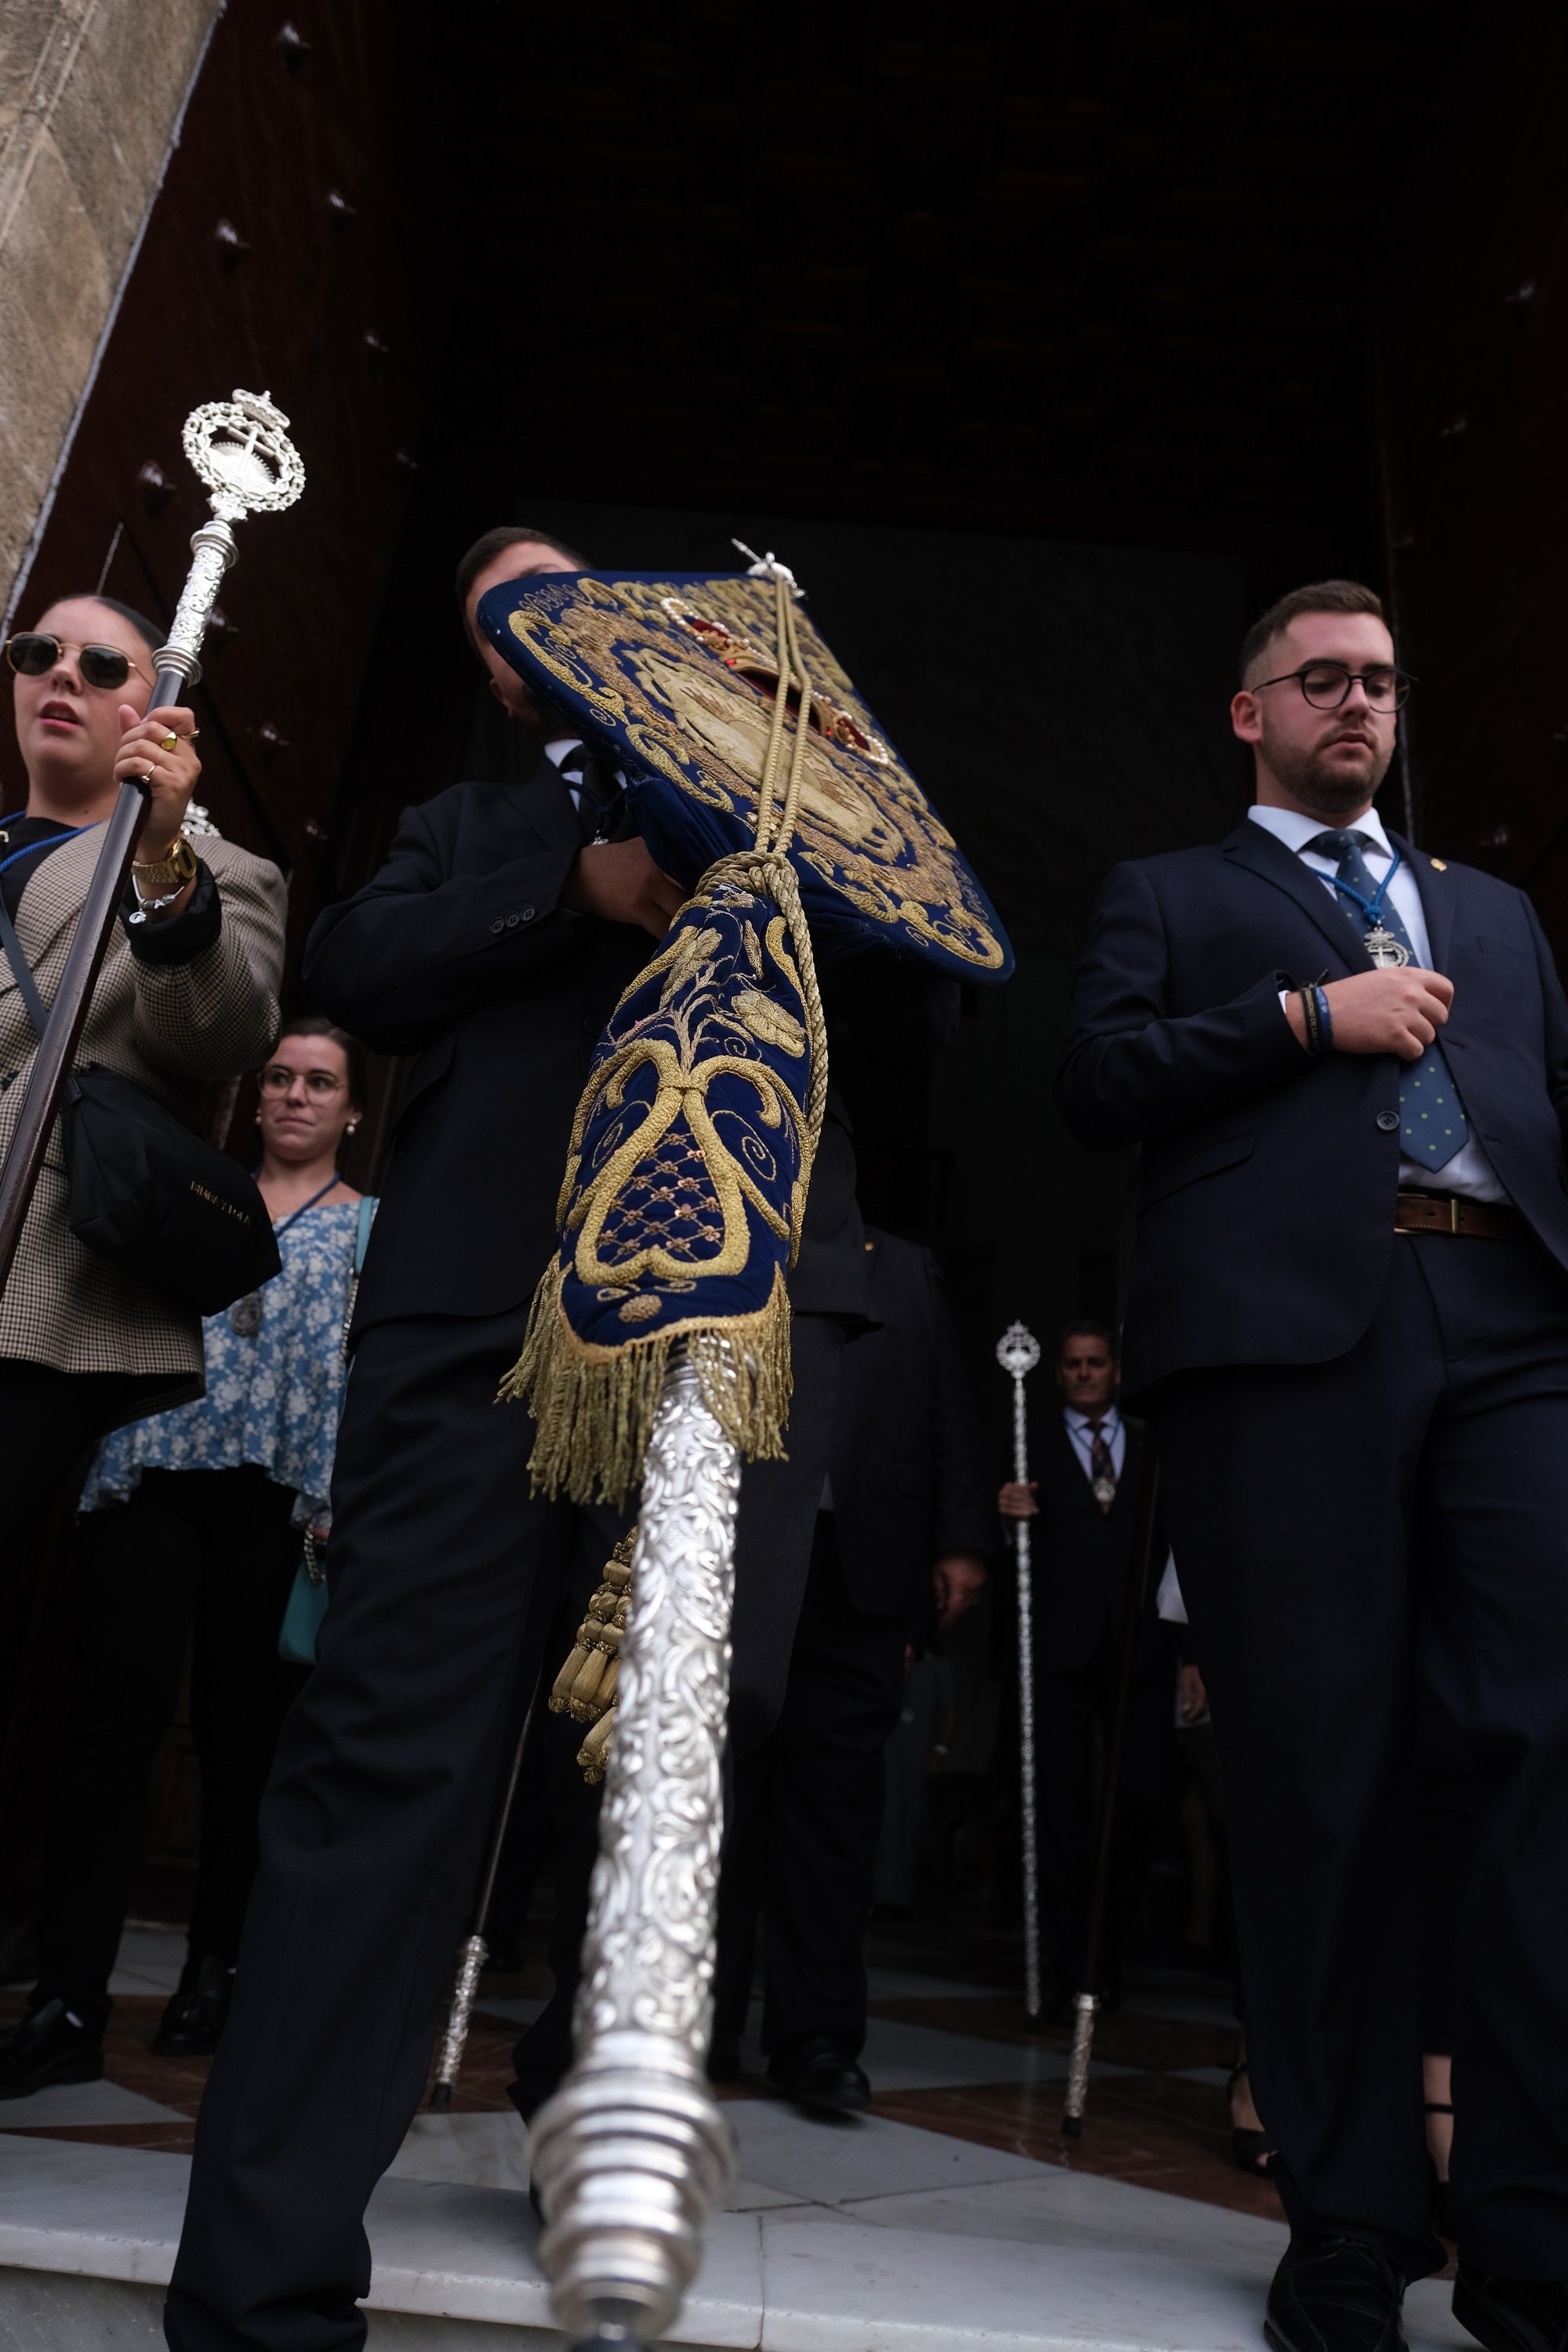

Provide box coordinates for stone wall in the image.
[0,0,220,613]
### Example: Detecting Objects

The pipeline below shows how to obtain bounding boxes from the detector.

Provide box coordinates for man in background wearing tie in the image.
[997,1323,1171,2025]
[1056,579,1568,2352]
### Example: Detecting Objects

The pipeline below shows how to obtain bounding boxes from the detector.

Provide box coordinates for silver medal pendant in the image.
[1092,1473,1117,1515]
[1364,927,1410,970]
[227,1291,263,1338]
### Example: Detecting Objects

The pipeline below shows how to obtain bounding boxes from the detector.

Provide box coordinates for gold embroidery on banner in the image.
[504,576,1007,973]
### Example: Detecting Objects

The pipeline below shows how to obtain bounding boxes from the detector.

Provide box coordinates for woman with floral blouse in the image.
[0,1016,374,2095]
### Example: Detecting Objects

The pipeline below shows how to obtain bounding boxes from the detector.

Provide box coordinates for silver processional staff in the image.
[0,390,306,1298]
[996,1319,1043,2027]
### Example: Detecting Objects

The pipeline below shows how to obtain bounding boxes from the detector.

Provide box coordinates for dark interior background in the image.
[8,0,1568,1446]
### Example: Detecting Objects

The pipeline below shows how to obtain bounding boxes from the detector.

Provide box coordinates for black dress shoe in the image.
[1265,2236,1408,2352]
[0,1998,103,2099]
[767,2035,870,2114]
[707,2037,742,2084]
[152,1955,233,2056]
[1453,2269,1568,2352]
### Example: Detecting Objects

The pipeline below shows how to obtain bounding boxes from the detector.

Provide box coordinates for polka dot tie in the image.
[1308,829,1469,1173]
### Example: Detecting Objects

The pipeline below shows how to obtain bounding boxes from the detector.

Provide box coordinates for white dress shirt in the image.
[1064,1402,1125,1485]
[544,735,589,816]
[1248,801,1507,1203]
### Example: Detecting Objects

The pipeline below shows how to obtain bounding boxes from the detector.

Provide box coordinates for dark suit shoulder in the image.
[865,1229,938,1281]
[1408,845,1533,914]
[406,759,564,834]
[1098,838,1240,901]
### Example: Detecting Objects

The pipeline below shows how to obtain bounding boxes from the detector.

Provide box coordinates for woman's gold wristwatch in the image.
[131,834,198,894]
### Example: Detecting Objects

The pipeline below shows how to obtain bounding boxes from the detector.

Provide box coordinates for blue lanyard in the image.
[270,1177,341,1238]
[1319,842,1402,928]
[0,811,99,882]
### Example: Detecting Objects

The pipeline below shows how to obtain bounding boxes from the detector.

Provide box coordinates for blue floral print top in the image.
[80,1200,375,1524]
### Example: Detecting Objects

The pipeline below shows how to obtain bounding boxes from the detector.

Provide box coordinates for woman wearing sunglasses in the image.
[0,594,285,1793]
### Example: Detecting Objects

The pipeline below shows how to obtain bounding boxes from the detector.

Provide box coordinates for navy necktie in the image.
[1307,828,1468,1174]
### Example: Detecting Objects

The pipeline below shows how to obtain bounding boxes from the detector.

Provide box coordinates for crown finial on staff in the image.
[154,390,307,691]
[996,1319,1041,1380]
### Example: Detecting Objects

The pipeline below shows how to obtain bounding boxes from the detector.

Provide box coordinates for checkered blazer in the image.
[0,828,285,1410]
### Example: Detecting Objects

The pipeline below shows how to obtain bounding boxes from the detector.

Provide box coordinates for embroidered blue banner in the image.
[476,568,1013,984]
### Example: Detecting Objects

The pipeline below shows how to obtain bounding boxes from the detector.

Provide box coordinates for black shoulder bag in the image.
[0,895,280,1314]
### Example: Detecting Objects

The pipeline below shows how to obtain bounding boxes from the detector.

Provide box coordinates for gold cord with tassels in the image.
[539,568,826,1781]
[550,1531,635,1782]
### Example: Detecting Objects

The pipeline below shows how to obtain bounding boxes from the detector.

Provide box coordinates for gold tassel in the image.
[577,1709,615,1786]
[547,1534,634,1726]
[545,1532,641,1788]
[499,1260,794,1507]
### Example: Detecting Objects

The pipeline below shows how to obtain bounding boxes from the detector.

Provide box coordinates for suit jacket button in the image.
[506,912,521,928]
[1376,1110,1400,1132]
[520,905,535,922]
[489,916,505,935]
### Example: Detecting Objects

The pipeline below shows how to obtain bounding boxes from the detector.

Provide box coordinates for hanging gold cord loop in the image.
[546,568,830,1784]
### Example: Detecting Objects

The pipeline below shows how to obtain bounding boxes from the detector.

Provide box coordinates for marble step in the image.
[0,2133,1473,2351]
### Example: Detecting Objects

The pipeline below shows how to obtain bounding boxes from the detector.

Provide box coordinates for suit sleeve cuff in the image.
[119,859,222,963]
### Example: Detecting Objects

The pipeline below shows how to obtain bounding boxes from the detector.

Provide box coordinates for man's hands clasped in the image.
[1289,966,1455,1062]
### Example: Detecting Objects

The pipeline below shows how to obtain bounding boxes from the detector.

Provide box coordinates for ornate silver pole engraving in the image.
[430,1933,488,2103]
[997,1319,1043,2024]
[529,1348,739,2350]
[154,391,305,690]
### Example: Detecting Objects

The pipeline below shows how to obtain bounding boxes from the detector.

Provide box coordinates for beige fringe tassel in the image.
[546,1531,638,1787]
[499,1259,793,1508]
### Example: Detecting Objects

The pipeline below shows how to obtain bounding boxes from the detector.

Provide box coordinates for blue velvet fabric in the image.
[476,568,1013,984]
[553,869,812,1344]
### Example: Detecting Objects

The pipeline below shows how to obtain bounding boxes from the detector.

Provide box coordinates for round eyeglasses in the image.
[1251,661,1416,712]
[258,1066,347,1098]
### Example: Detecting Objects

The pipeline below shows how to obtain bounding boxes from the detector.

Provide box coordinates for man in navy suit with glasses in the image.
[1056,579,1568,2352]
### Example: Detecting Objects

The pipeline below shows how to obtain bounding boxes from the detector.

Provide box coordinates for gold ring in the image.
[159,732,178,753]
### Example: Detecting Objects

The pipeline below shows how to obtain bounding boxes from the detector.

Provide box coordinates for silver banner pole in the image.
[996,1320,1043,2026]
[528,1348,739,2352]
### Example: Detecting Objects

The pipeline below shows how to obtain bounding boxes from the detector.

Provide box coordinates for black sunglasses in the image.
[4,632,154,691]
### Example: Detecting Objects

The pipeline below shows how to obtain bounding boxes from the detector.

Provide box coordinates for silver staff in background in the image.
[1062,1438,1161,2140]
[996,1320,1043,2026]
[0,390,305,1299]
[528,1350,739,2352]
[429,1677,542,2112]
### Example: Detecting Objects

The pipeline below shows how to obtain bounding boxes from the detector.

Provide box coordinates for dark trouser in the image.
[34,1466,302,2027]
[711,1512,906,2061]
[1417,1678,1481,2058]
[510,1312,848,2117]
[1034,1639,1171,1989]
[0,1362,168,1945]
[167,1306,842,2352]
[1156,1232,1568,2281]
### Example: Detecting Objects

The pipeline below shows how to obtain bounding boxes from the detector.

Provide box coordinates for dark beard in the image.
[1268,731,1394,822]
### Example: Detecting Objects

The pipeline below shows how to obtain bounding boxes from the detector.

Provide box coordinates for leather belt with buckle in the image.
[1394,1190,1520,1240]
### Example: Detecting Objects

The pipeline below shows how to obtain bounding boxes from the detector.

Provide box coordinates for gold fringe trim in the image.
[498,1259,794,1506]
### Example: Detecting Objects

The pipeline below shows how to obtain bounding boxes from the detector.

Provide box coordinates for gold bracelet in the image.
[131,834,198,891]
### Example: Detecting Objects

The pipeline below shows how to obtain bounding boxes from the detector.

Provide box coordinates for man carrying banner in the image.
[165,529,907,2352]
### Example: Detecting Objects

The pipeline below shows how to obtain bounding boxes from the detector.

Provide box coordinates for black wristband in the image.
[1298,985,1323,1059]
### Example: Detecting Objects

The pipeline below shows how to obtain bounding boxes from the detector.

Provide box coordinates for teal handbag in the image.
[278,1197,376,1667]
[278,1526,328,1666]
